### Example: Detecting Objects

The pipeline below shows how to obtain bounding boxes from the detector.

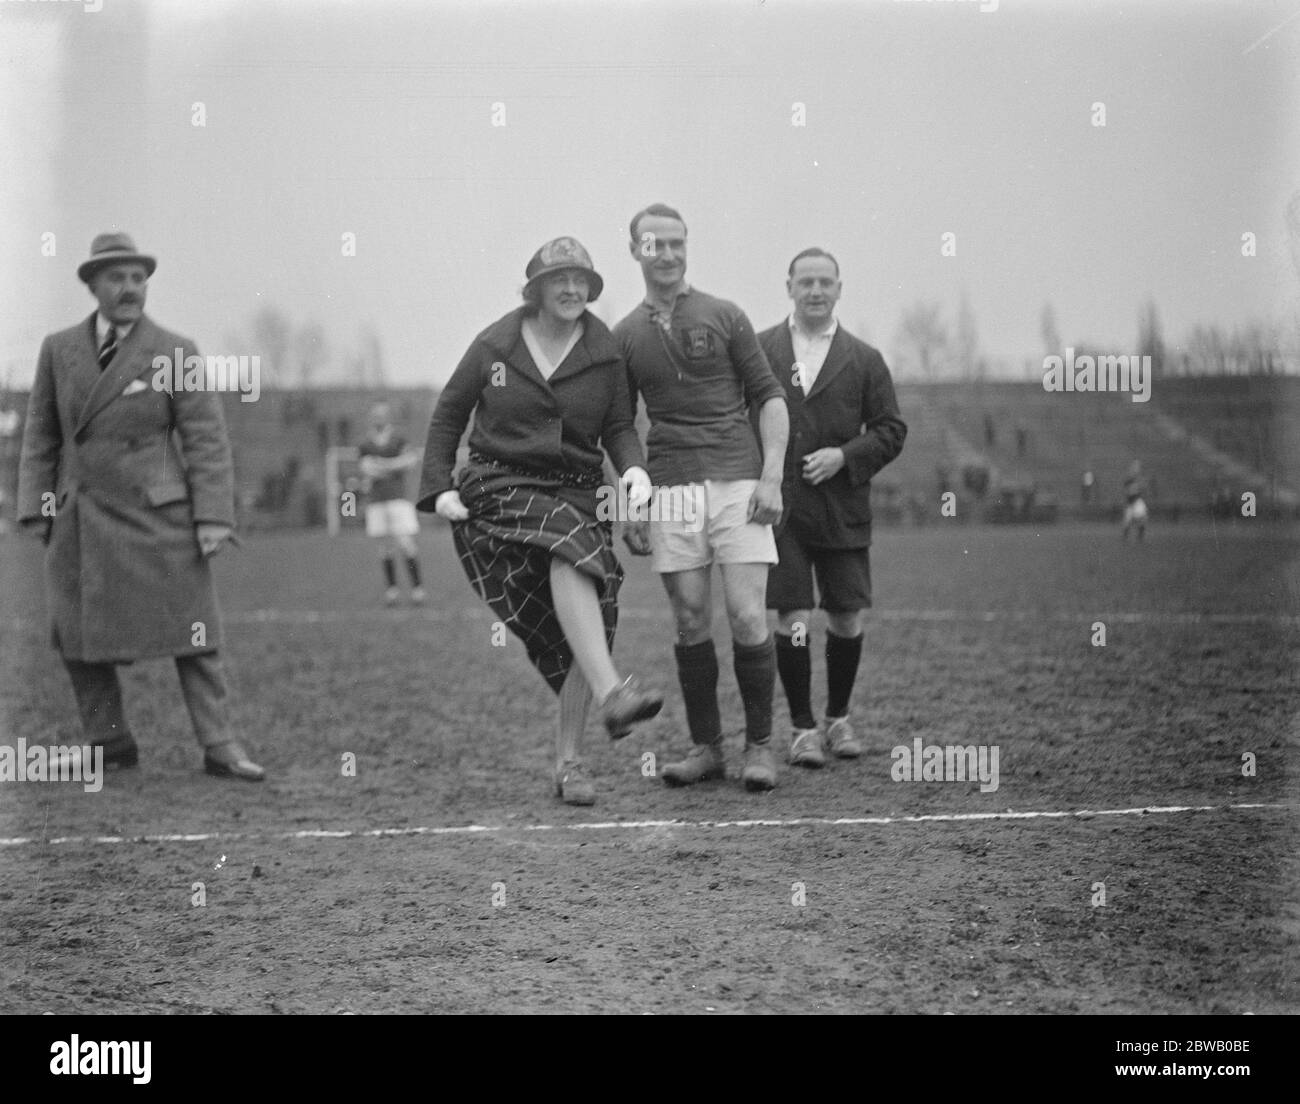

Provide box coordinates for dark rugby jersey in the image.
[359,433,409,502]
[614,286,784,486]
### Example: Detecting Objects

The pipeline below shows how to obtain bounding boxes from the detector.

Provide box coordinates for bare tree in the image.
[1187,324,1228,374]
[1040,302,1061,357]
[956,291,981,380]
[358,324,387,386]
[292,321,329,388]
[895,301,949,381]
[1138,298,1166,377]
[1287,190,1300,284]
[250,306,292,390]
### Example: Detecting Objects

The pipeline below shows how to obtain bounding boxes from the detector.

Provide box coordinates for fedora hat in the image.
[524,236,603,302]
[77,232,157,283]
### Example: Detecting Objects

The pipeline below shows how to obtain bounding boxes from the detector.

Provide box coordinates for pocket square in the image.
[121,379,149,396]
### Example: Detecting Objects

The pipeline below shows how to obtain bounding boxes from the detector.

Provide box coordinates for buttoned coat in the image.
[417,307,644,509]
[757,321,907,549]
[17,313,235,662]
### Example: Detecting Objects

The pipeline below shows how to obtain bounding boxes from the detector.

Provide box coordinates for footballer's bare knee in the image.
[777,610,811,636]
[827,610,864,637]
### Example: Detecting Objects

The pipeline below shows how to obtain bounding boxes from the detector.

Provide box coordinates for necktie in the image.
[98,326,118,371]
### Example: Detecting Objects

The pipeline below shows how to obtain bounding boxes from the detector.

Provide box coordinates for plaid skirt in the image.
[452,458,622,695]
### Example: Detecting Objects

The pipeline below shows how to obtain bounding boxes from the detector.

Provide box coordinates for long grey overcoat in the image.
[17,313,235,662]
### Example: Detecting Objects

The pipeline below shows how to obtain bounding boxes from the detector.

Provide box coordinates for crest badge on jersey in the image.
[682,327,715,360]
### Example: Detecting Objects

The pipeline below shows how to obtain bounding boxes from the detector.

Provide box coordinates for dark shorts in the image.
[767,527,872,613]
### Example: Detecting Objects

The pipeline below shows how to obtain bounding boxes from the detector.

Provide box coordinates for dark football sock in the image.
[733,636,775,746]
[674,640,721,746]
[825,630,864,719]
[382,557,396,588]
[774,632,815,729]
[405,557,422,587]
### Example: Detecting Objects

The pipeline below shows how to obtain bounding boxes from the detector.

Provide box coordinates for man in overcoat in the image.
[17,232,264,781]
[758,248,906,768]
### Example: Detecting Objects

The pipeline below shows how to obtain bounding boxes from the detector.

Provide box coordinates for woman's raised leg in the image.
[549,558,621,701]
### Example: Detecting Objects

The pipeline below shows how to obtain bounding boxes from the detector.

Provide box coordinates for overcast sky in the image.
[2,0,1297,389]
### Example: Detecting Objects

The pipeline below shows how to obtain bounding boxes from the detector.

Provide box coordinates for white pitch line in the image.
[0,802,1292,849]
[223,608,1300,627]
[7,608,1297,630]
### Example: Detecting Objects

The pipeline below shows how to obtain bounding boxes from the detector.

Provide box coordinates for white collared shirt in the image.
[790,314,837,395]
[96,313,136,349]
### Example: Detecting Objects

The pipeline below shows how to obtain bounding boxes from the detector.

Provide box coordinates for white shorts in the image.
[1123,499,1148,525]
[365,499,420,538]
[649,480,778,574]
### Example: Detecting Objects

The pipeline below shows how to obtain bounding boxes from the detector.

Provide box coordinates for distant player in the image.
[359,402,425,604]
[1122,460,1149,542]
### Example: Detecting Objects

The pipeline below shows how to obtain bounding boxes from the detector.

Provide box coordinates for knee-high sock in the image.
[733,636,775,747]
[555,670,592,772]
[382,557,396,587]
[774,632,815,729]
[825,630,864,719]
[674,640,721,746]
[405,557,422,587]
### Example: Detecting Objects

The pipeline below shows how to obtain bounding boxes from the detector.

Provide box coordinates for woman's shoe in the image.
[555,761,596,806]
[601,676,664,739]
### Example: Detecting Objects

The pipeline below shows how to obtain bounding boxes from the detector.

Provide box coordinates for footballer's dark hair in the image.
[629,203,687,244]
[788,247,840,278]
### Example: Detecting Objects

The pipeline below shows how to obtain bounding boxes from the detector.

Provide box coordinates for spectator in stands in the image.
[1081,469,1095,504]
[358,402,425,606]
[418,236,662,806]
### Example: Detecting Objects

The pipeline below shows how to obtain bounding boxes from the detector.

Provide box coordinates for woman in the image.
[417,237,662,806]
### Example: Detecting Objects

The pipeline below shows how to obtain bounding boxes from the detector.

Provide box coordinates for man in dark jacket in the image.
[17,232,263,781]
[758,248,906,768]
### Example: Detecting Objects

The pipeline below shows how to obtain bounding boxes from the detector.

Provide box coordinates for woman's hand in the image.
[620,466,652,513]
[435,490,470,521]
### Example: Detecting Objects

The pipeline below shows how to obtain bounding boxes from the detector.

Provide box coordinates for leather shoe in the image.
[601,675,664,739]
[788,727,826,769]
[554,760,596,806]
[203,742,266,782]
